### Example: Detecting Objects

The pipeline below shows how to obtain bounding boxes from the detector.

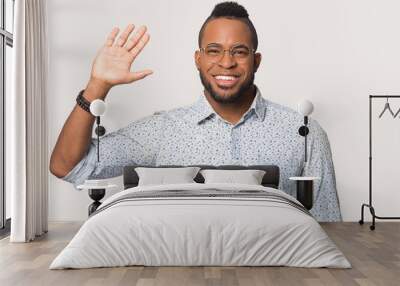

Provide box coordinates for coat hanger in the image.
[392,100,400,118]
[394,106,400,118]
[378,97,395,118]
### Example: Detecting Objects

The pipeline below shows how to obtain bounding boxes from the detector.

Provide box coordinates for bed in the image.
[50,165,350,269]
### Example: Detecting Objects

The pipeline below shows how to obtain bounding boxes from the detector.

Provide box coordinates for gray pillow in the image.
[200,169,266,185]
[135,167,201,186]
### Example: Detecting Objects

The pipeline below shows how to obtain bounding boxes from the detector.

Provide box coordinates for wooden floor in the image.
[0,222,399,286]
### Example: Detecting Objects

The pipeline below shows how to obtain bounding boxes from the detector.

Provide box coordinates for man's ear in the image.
[254,52,262,73]
[194,50,201,70]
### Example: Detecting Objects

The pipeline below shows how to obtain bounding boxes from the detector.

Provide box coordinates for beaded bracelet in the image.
[76,89,91,113]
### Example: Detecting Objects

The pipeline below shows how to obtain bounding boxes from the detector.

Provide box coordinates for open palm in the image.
[91,24,152,88]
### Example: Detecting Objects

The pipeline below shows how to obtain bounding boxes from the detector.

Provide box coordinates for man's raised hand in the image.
[90,24,153,91]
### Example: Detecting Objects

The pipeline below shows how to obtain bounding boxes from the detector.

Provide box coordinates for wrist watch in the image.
[76,89,91,113]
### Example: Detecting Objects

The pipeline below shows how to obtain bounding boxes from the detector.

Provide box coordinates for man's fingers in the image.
[124,25,147,51]
[115,24,135,47]
[125,69,153,83]
[105,27,120,47]
[130,33,150,60]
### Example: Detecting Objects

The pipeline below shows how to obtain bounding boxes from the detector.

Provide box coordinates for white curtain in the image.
[9,0,48,242]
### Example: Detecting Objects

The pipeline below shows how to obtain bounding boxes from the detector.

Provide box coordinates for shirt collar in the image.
[250,86,266,121]
[191,86,266,124]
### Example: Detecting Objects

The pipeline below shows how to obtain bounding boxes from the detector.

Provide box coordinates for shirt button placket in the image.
[230,126,240,163]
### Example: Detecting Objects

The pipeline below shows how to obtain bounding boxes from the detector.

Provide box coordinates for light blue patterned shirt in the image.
[63,87,341,221]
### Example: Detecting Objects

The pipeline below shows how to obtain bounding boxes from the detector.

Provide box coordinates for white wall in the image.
[47,0,400,221]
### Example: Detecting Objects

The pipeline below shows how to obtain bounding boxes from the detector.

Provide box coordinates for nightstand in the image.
[289,177,320,210]
[77,181,117,216]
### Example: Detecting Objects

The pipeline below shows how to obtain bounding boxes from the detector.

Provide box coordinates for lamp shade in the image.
[90,99,107,116]
[297,100,314,116]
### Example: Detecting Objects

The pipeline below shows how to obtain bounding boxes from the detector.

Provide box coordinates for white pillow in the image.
[135,167,201,186]
[200,169,266,185]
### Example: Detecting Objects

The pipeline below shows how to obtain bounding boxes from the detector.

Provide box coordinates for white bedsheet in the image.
[50,183,351,269]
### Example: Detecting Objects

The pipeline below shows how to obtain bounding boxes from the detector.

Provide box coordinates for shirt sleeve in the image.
[62,112,166,189]
[302,119,342,222]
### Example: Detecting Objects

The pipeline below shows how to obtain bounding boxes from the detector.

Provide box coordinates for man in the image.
[50,2,342,221]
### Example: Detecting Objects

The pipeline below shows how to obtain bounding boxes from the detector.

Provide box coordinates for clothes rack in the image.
[359,95,400,230]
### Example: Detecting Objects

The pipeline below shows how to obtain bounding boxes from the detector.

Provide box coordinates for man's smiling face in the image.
[195,17,261,103]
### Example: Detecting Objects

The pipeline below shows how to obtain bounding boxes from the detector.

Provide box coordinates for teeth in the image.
[215,75,237,81]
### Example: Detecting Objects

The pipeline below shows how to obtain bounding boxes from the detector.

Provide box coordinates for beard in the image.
[199,70,255,104]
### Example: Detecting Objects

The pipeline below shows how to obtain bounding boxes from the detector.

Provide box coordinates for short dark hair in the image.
[198,1,258,50]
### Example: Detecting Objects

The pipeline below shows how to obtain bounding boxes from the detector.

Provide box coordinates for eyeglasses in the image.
[199,44,255,63]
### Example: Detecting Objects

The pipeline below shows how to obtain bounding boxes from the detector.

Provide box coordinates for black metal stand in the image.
[359,95,400,230]
[88,188,105,216]
[296,180,314,210]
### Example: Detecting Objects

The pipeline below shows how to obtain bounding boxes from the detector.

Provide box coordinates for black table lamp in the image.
[290,100,319,210]
[83,99,108,215]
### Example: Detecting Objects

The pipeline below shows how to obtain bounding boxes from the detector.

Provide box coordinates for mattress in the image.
[50,183,351,269]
